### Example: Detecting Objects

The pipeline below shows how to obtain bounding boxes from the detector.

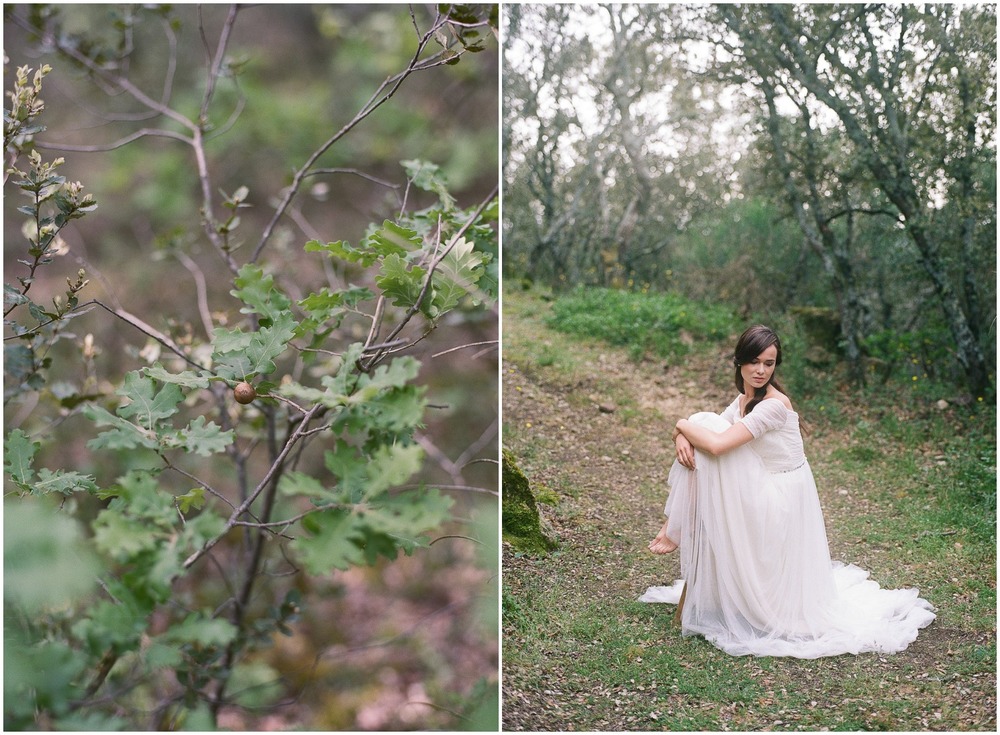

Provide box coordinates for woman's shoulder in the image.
[763,389,795,413]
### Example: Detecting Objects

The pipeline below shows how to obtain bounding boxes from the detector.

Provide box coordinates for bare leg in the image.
[648,519,678,554]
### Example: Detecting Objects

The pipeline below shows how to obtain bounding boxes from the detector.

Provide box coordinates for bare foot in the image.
[649,522,678,554]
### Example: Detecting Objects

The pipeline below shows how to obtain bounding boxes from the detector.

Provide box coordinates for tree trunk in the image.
[757,77,867,383]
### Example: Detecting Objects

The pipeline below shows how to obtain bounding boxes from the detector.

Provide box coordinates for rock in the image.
[598,402,616,414]
[936,399,949,410]
[502,449,557,554]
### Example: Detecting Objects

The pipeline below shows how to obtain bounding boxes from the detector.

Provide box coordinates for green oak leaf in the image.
[363,220,422,257]
[292,488,453,573]
[176,487,206,514]
[377,253,428,313]
[4,429,39,487]
[231,263,293,326]
[402,159,456,210]
[32,469,99,496]
[143,364,211,389]
[167,416,234,456]
[84,405,160,452]
[294,510,369,573]
[92,510,160,560]
[279,470,338,502]
[116,373,184,430]
[211,326,254,356]
[3,499,100,611]
[360,488,454,553]
[245,313,296,375]
[324,441,423,501]
[363,384,427,432]
[304,239,376,267]
[162,613,238,647]
[432,237,486,312]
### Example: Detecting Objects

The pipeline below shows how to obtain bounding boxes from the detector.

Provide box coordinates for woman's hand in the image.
[675,433,696,470]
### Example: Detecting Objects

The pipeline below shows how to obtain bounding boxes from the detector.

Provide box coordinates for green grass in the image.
[545,285,739,361]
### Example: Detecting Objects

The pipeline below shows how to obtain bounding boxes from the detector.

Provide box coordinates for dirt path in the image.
[502,343,725,571]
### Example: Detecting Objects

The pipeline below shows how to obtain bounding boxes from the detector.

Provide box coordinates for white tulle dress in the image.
[640,396,935,658]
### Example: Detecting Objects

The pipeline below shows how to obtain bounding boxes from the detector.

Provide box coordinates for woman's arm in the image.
[673,418,754,457]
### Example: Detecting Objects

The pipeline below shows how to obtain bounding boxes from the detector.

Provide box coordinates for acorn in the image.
[234,381,257,405]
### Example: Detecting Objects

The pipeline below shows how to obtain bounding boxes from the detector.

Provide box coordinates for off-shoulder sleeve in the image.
[739,398,789,438]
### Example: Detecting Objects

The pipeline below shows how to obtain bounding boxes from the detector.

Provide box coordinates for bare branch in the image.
[231,501,356,531]
[430,340,499,359]
[304,167,401,191]
[397,483,499,497]
[174,251,215,340]
[5,299,208,372]
[199,5,240,125]
[160,455,238,513]
[7,12,197,132]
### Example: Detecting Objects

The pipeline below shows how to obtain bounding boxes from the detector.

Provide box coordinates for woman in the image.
[640,325,935,658]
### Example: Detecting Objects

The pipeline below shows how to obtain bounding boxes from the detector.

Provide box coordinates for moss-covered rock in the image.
[502,449,557,554]
[789,306,843,366]
[790,306,842,351]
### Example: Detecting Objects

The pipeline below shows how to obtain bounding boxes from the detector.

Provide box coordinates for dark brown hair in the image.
[733,325,786,415]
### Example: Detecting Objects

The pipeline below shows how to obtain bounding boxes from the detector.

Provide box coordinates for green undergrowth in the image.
[502,286,996,732]
[545,285,739,361]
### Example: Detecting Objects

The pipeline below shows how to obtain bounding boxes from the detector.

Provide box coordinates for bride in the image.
[641,325,935,658]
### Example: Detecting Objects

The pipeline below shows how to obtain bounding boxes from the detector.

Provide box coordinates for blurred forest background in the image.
[503,4,995,399]
[5,3,497,731]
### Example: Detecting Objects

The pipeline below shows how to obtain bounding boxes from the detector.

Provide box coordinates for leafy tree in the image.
[4,5,498,730]
[504,4,745,290]
[709,3,995,393]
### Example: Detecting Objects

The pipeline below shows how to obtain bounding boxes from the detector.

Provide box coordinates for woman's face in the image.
[740,344,778,391]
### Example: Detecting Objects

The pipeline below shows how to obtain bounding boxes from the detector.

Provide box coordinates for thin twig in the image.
[160,455,238,512]
[396,483,499,497]
[8,12,196,131]
[431,340,499,358]
[5,299,207,372]
[175,251,215,339]
[303,167,402,190]
[33,127,190,152]
[231,501,357,531]
[199,5,240,125]
[429,534,483,546]
[455,416,499,471]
